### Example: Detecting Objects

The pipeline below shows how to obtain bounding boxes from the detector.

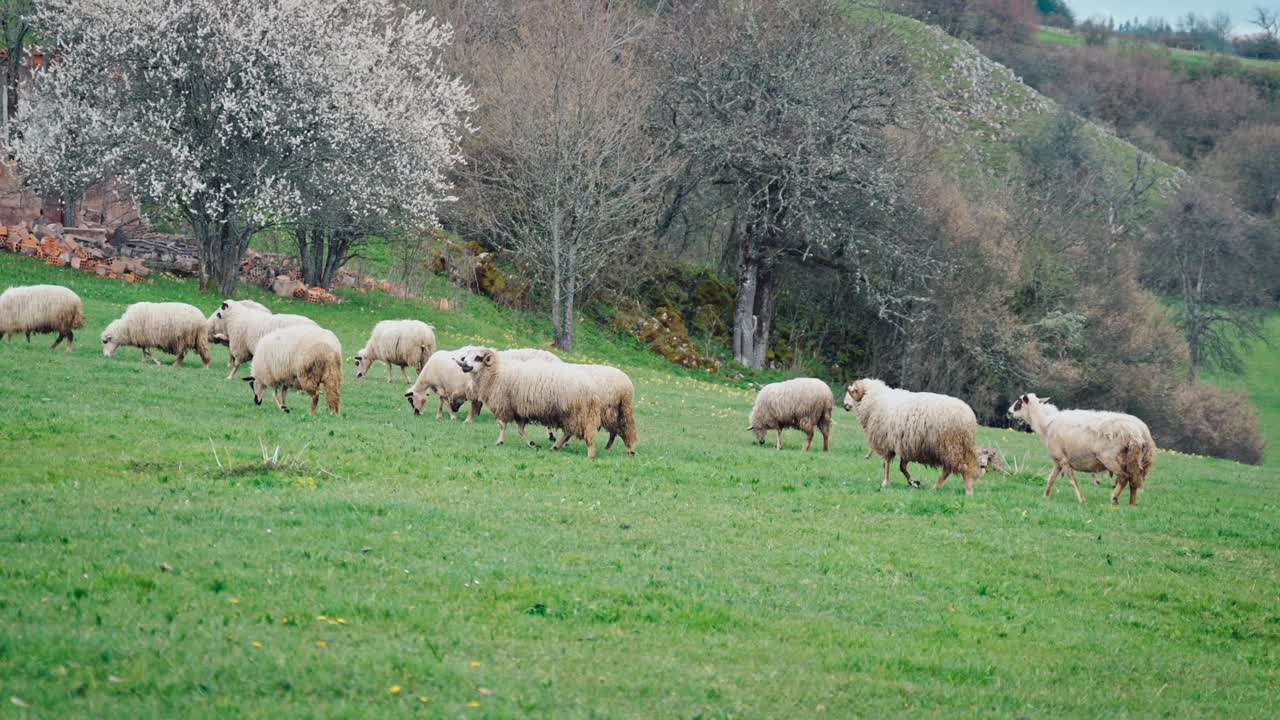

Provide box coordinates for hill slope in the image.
[1,255,1278,717]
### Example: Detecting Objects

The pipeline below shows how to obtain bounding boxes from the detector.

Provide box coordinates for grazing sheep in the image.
[214,301,316,379]
[499,347,560,364]
[747,378,833,452]
[843,378,980,495]
[540,364,638,454]
[0,284,85,351]
[355,320,436,383]
[207,299,270,346]
[245,325,343,415]
[101,302,210,367]
[457,347,605,458]
[1007,393,1155,506]
[406,346,481,421]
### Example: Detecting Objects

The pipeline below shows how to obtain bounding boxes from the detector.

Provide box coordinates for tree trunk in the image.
[731,214,759,367]
[558,266,576,351]
[1186,327,1201,384]
[750,263,776,368]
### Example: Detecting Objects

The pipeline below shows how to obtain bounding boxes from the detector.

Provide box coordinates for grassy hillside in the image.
[1210,311,1280,468]
[1038,25,1280,79]
[2,255,1278,717]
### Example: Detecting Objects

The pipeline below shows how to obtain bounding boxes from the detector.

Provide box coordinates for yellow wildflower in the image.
[252,641,263,648]
[315,640,327,648]
[390,685,401,694]
[469,661,481,668]
[229,597,240,605]
[418,696,429,704]
[466,701,481,708]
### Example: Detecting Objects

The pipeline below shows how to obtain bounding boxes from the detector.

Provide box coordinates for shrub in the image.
[1156,384,1266,465]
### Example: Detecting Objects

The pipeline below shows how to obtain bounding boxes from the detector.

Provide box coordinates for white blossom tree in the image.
[14,0,473,295]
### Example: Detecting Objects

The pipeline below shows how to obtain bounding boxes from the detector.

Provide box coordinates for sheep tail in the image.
[69,304,86,330]
[619,396,638,452]
[323,356,343,415]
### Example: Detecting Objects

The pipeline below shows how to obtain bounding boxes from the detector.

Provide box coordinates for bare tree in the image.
[654,0,924,368]
[459,0,663,351]
[0,0,33,144]
[1145,181,1267,383]
[1253,7,1279,38]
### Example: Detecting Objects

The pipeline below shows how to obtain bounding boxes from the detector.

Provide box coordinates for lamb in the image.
[1007,393,1155,506]
[747,378,833,451]
[355,320,437,383]
[843,378,980,495]
[207,299,270,346]
[406,345,481,421]
[976,446,1009,475]
[213,300,316,379]
[244,325,343,415]
[101,302,210,367]
[0,284,85,351]
[456,347,606,458]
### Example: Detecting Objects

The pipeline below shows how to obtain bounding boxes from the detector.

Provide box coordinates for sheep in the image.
[213,300,316,379]
[977,446,1009,475]
[536,363,638,454]
[405,345,482,421]
[244,325,343,415]
[456,347,606,458]
[207,299,270,346]
[0,284,85,351]
[101,302,210,367]
[1007,393,1155,506]
[747,378,833,451]
[355,320,436,383]
[498,347,560,364]
[843,378,980,495]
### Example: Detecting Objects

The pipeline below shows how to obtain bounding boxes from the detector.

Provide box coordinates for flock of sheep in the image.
[1,282,1156,504]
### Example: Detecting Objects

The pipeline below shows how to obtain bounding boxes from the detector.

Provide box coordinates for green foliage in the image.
[2,256,1280,717]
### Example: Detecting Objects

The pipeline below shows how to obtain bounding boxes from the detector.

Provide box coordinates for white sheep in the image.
[536,363,639,454]
[405,345,481,421]
[354,320,436,383]
[0,284,85,351]
[498,347,560,364]
[843,378,980,495]
[101,302,210,367]
[457,347,606,458]
[245,325,343,415]
[747,378,834,451]
[207,299,270,346]
[1007,393,1155,506]
[213,300,316,379]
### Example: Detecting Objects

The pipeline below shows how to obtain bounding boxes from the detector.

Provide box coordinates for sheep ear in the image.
[404,390,413,398]
[221,302,229,310]
[243,376,255,384]
[1041,396,1051,404]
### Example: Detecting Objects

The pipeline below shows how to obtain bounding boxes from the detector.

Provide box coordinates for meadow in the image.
[1,253,1278,718]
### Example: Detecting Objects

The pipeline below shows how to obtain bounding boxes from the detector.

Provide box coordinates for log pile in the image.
[0,222,150,281]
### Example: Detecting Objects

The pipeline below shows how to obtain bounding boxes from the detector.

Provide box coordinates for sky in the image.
[1067,1,1272,34]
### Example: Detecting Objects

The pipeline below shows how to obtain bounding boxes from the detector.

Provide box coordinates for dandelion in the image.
[418,696,429,704]
[469,661,481,668]
[316,615,328,621]
[389,685,401,694]
[466,701,481,708]
[315,640,327,648]
[252,641,263,648]
[229,597,240,604]
[337,618,348,624]
[281,617,289,623]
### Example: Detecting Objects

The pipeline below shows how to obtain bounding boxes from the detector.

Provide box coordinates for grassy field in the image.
[2,254,1278,718]
[1209,312,1280,468]
[1037,25,1280,79]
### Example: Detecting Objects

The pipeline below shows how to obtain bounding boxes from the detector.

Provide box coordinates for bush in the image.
[1157,384,1266,464]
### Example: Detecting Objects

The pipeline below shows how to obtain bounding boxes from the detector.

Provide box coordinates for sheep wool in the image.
[207,299,270,346]
[406,346,481,421]
[355,320,437,383]
[748,378,834,452]
[844,378,980,495]
[247,325,343,415]
[214,300,316,379]
[1008,393,1155,506]
[458,347,606,458]
[101,302,210,367]
[0,284,85,351]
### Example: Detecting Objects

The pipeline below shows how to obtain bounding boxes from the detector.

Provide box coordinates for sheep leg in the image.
[1110,476,1130,506]
[401,365,410,383]
[962,469,976,497]
[495,420,507,445]
[279,387,291,414]
[900,458,920,488]
[552,433,571,451]
[933,468,949,490]
[387,361,394,383]
[308,391,320,415]
[802,429,814,452]
[1043,464,1062,498]
[226,359,241,380]
[1128,481,1137,506]
[50,332,66,349]
[148,349,162,366]
[65,332,74,352]
[24,331,30,342]
[865,449,873,460]
[1063,466,1086,503]
[775,429,783,450]
[466,400,480,424]
[605,432,617,450]
[821,424,830,452]
[881,453,894,489]
[585,433,597,459]
[517,421,540,449]
[436,396,446,420]
[173,349,186,367]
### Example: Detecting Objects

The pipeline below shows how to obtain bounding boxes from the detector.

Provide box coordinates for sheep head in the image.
[842,380,867,411]
[353,351,374,378]
[1007,393,1049,424]
[456,348,495,374]
[244,376,266,406]
[100,320,123,357]
[404,388,424,415]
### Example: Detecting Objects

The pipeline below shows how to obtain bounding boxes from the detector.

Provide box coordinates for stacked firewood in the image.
[0,223,150,281]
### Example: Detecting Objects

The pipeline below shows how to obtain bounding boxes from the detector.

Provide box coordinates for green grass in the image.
[2,254,1279,718]
[1208,311,1280,468]
[1036,25,1280,80]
